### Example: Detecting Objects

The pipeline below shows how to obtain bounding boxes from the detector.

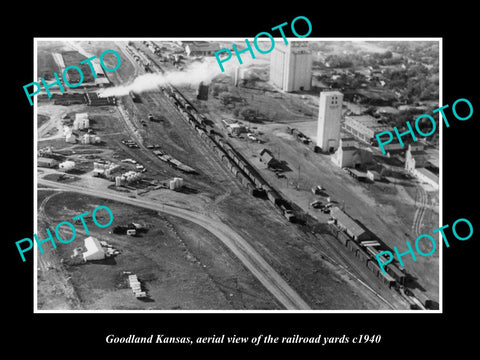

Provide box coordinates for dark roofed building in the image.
[330,207,368,241]
[259,149,275,167]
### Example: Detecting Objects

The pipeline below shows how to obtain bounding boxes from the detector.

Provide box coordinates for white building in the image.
[270,42,312,92]
[82,237,105,261]
[81,134,101,145]
[405,144,428,172]
[116,171,142,186]
[65,133,76,143]
[169,177,184,190]
[59,160,75,172]
[73,113,89,130]
[331,137,372,168]
[317,91,344,152]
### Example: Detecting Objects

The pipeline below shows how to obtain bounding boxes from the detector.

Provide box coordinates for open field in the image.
[37,190,279,310]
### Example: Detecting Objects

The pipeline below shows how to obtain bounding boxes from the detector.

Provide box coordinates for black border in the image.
[6,5,478,355]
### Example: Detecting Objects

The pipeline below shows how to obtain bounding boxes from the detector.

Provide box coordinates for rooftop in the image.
[345,115,390,131]
[330,207,366,238]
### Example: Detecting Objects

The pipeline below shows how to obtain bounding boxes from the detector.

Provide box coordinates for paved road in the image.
[38,178,311,310]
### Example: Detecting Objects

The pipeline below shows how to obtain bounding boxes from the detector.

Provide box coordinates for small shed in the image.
[259,149,276,168]
[367,170,382,181]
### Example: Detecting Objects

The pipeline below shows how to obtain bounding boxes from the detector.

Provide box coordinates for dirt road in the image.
[37,178,311,310]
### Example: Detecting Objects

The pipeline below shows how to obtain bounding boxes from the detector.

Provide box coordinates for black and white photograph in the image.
[33,38,441,312]
[6,6,478,355]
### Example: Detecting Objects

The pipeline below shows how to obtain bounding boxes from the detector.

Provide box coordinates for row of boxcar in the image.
[162,84,298,222]
[330,223,406,288]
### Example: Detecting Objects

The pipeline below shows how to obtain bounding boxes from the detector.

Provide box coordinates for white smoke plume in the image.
[97,59,233,98]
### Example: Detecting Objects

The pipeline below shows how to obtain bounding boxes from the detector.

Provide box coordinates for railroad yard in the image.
[36,39,439,311]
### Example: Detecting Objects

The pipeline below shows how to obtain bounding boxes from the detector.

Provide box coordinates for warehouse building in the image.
[343,115,390,144]
[330,207,368,241]
[82,237,105,261]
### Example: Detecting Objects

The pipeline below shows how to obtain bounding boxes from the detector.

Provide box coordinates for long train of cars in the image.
[160,82,435,309]
[160,82,300,223]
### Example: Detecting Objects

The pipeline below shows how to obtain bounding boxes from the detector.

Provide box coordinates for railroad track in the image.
[311,232,397,310]
[38,178,311,310]
[413,185,427,236]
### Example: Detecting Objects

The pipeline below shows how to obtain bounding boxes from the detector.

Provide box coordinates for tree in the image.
[240,107,258,121]
[218,92,235,105]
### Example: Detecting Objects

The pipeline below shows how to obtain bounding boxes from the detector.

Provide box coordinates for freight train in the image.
[330,225,406,288]
[161,83,299,222]
[156,77,433,308]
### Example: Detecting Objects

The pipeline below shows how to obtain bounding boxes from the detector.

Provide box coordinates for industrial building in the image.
[343,115,390,144]
[73,113,89,130]
[269,42,312,92]
[331,137,373,168]
[82,237,105,261]
[317,91,344,153]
